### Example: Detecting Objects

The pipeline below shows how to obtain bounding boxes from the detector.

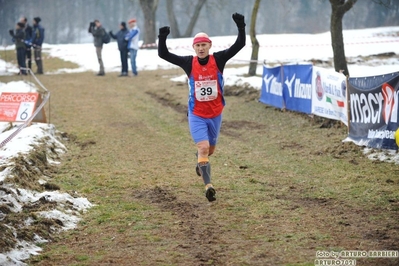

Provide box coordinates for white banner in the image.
[311,66,348,125]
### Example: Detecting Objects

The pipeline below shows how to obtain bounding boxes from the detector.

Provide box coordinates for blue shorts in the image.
[188,113,222,146]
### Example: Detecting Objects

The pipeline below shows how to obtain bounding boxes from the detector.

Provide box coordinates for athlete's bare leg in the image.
[197,140,210,159]
[196,140,216,201]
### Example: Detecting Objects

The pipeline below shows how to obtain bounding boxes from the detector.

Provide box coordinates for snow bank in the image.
[0,81,93,266]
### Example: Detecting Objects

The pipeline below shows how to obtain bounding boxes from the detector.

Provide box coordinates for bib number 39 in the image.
[195,80,218,101]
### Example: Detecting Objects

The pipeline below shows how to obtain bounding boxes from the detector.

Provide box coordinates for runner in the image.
[158,13,246,202]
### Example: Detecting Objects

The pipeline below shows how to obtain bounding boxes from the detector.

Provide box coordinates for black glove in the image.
[232,13,246,29]
[158,26,170,38]
[109,30,113,35]
[90,22,95,27]
[9,29,14,36]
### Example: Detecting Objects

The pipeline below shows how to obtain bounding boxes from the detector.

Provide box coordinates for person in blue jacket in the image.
[31,17,45,74]
[9,22,27,75]
[109,22,129,77]
[125,18,140,76]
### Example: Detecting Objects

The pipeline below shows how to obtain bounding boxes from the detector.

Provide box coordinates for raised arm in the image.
[88,22,94,33]
[158,26,193,76]
[109,30,117,39]
[214,13,246,72]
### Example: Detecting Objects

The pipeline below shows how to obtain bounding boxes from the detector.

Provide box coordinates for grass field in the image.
[0,58,399,265]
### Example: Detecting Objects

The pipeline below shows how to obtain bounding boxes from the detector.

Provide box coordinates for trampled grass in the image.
[0,68,398,265]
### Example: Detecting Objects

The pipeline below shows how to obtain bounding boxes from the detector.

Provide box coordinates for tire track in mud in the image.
[135,186,227,265]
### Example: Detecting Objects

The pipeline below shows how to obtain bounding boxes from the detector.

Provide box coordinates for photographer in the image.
[88,19,106,76]
[9,22,27,75]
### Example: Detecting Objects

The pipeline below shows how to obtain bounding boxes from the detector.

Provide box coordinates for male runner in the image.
[158,13,246,202]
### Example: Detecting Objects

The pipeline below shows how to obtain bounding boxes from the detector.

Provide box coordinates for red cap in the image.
[193,36,211,45]
[128,18,136,24]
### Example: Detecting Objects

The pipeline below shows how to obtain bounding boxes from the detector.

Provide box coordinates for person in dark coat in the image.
[88,19,106,76]
[19,16,33,69]
[31,17,45,74]
[109,22,129,77]
[9,22,27,75]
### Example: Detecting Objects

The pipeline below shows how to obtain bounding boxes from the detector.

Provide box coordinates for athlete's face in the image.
[193,42,212,59]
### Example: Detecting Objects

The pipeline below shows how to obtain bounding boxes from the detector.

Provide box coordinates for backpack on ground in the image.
[102,29,111,44]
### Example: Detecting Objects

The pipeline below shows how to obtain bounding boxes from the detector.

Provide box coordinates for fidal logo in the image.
[315,72,323,100]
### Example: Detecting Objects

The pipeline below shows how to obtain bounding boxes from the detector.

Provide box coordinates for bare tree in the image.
[329,0,357,76]
[372,0,393,8]
[166,0,180,38]
[248,0,261,76]
[1,0,398,45]
[166,0,207,38]
[138,0,159,46]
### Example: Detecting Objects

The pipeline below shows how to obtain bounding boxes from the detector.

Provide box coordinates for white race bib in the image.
[194,80,218,101]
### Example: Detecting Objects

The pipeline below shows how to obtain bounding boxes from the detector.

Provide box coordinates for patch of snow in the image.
[0,81,93,265]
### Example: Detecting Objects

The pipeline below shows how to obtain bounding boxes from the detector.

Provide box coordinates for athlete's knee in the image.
[197,141,210,157]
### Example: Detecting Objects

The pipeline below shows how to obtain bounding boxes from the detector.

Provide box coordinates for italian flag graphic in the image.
[326,96,345,107]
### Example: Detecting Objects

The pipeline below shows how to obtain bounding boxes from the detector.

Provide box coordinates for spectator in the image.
[31,17,45,74]
[9,22,27,75]
[125,18,140,76]
[110,22,129,77]
[88,19,106,76]
[19,17,33,70]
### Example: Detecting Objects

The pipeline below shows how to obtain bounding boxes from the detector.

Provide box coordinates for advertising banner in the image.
[0,93,39,122]
[260,65,284,109]
[347,72,399,150]
[282,64,313,114]
[311,66,348,125]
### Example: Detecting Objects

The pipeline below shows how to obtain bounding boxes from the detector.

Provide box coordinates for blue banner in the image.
[282,64,313,114]
[260,65,284,109]
[348,72,399,150]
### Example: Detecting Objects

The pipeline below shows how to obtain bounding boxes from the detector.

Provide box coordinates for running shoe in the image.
[205,186,216,202]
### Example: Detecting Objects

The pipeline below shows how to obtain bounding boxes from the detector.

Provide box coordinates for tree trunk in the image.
[165,0,207,38]
[182,0,207,37]
[248,0,261,76]
[329,0,357,76]
[166,0,181,38]
[138,0,159,46]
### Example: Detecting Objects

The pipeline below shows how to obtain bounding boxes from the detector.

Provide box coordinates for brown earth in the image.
[1,68,399,266]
